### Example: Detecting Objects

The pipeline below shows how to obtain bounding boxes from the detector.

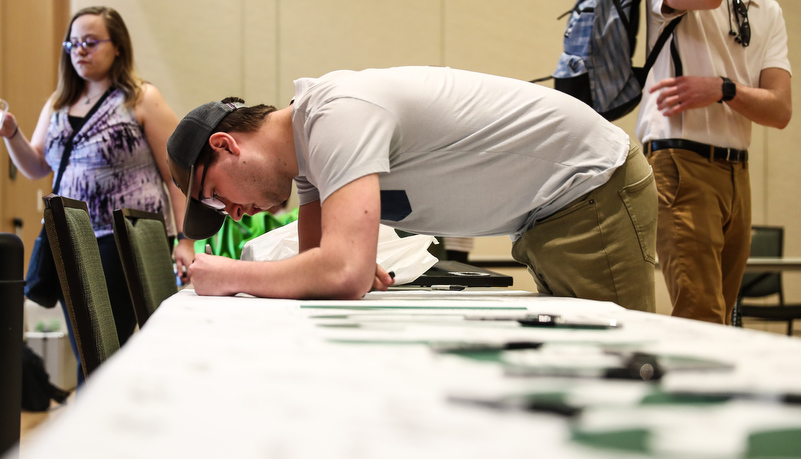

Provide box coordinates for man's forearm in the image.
[727,69,792,129]
[662,0,721,13]
[223,246,375,300]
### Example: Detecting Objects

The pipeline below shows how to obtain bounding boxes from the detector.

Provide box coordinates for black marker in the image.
[431,285,466,291]
[431,341,543,353]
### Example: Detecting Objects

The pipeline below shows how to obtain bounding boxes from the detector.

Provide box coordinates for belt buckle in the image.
[725,148,733,162]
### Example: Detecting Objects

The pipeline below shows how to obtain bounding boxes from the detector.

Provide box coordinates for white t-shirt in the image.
[292,66,630,239]
[636,0,792,149]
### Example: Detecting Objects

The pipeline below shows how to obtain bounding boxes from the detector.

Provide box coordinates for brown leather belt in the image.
[645,138,748,163]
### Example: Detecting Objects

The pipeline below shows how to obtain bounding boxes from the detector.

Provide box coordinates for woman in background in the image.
[0,6,194,384]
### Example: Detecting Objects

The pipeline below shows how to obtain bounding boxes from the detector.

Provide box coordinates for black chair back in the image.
[739,226,784,301]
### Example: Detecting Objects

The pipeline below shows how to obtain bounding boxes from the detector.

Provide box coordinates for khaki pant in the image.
[648,148,751,324]
[512,144,657,312]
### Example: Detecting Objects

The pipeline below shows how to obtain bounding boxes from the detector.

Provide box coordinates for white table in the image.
[741,257,801,272]
[15,289,801,458]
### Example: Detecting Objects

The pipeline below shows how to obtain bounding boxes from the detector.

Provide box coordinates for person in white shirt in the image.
[636,0,792,323]
[168,66,658,311]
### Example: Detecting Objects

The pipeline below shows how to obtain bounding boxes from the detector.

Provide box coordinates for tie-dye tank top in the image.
[44,88,175,238]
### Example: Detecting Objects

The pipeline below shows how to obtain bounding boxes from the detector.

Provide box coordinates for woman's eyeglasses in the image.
[62,38,112,54]
[731,0,750,47]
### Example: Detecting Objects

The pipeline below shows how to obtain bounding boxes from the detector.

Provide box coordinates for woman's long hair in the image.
[52,6,142,110]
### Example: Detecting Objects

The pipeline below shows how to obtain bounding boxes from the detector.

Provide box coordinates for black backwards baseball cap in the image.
[167,100,247,240]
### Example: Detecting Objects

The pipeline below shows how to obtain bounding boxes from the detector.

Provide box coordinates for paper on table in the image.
[240,221,439,285]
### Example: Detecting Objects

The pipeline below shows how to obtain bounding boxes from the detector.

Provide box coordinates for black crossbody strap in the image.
[670,33,683,77]
[638,15,684,86]
[52,88,113,194]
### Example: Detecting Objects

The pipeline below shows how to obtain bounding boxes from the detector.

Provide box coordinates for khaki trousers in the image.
[647,148,751,324]
[512,144,657,312]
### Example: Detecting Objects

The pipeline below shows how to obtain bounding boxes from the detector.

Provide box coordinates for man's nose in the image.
[225,203,243,221]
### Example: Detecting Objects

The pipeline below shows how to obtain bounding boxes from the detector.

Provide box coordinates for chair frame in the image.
[44,194,114,376]
[735,225,800,336]
[112,207,172,328]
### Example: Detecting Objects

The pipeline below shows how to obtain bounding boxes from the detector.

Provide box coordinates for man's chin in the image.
[265,204,286,214]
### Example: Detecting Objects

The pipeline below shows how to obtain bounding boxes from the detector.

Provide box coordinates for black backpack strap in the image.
[530,75,554,83]
[52,88,113,194]
[612,0,630,28]
[612,0,639,55]
[557,4,582,21]
[670,32,683,77]
[623,0,643,55]
[637,15,683,85]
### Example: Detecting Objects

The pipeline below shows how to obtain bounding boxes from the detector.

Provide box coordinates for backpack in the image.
[21,343,70,412]
[542,0,682,121]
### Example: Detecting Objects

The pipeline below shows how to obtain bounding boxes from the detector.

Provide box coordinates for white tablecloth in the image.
[16,289,801,458]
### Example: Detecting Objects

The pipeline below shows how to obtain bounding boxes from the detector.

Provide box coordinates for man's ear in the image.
[208,132,240,156]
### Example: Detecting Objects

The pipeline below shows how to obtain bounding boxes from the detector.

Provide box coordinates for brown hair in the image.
[52,6,142,110]
[197,97,277,165]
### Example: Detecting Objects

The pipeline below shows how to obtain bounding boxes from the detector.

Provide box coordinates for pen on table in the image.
[447,394,582,417]
[431,341,543,353]
[431,285,466,291]
[205,244,212,255]
[504,353,664,381]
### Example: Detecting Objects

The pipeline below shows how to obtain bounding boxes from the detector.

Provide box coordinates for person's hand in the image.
[173,239,195,284]
[187,253,239,296]
[372,264,395,291]
[0,112,18,139]
[650,76,723,117]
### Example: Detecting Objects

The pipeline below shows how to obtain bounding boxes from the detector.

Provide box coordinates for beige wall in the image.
[55,0,801,315]
[0,0,69,269]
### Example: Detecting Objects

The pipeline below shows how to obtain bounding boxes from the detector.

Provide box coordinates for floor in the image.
[19,394,73,453]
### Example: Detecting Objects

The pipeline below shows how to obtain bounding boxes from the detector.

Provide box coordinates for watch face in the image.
[723,79,736,101]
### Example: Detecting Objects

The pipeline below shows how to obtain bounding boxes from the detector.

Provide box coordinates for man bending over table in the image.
[167,66,657,311]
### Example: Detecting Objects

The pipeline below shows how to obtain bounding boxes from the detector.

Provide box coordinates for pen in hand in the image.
[205,244,212,255]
